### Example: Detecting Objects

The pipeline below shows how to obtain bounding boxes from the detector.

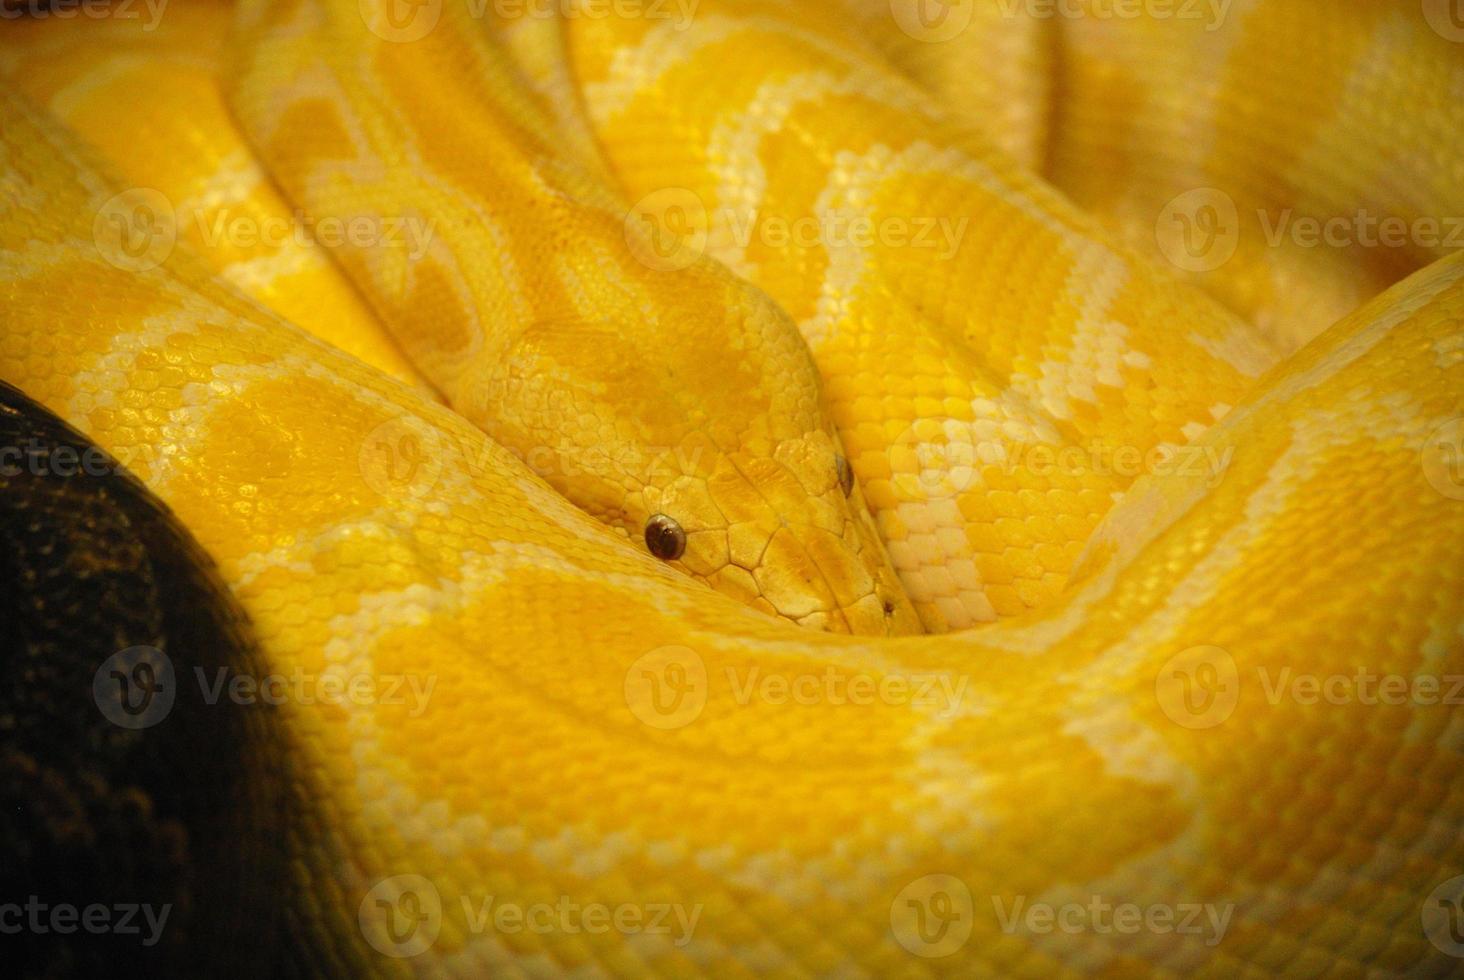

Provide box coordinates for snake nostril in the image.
[836,454,855,497]
[644,513,686,561]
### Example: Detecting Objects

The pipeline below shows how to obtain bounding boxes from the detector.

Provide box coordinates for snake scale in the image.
[1,0,1463,975]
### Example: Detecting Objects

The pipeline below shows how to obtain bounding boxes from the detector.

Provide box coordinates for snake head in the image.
[626,426,922,636]
[457,273,922,636]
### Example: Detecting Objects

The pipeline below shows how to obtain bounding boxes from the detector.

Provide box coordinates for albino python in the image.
[1,0,1463,975]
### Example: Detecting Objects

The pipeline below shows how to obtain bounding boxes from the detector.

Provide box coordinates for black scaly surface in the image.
[0,380,288,977]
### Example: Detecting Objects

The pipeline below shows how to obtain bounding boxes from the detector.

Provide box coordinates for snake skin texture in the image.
[1,0,1463,976]
[0,381,286,977]
[844,0,1464,354]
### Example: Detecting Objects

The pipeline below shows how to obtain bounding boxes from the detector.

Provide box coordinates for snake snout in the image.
[743,517,921,637]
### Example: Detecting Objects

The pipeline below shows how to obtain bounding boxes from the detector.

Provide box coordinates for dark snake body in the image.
[0,381,287,977]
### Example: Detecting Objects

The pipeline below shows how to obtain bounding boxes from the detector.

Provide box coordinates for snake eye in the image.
[644,514,686,561]
[835,454,855,497]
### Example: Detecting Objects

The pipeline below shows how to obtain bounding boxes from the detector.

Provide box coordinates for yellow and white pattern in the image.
[1,0,1462,975]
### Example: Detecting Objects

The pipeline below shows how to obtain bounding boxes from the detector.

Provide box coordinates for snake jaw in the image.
[651,448,922,636]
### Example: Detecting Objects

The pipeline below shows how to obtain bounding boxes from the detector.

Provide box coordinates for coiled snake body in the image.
[1,0,1463,975]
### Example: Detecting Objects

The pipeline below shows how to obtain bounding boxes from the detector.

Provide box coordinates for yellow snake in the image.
[1,0,1463,974]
